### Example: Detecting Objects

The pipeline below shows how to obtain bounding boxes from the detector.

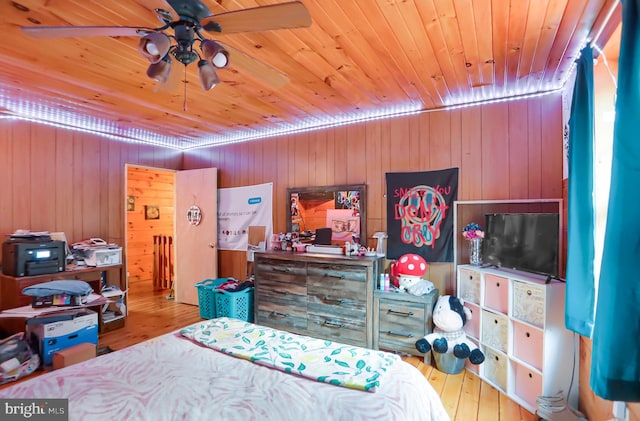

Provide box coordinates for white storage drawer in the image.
[484,273,509,314]
[458,268,481,304]
[512,320,544,370]
[463,301,480,340]
[481,309,509,353]
[515,362,543,411]
[483,346,507,392]
[512,281,545,328]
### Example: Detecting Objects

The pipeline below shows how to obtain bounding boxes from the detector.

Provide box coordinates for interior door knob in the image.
[208,242,216,248]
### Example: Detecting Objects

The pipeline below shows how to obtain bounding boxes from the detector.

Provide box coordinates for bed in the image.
[0,318,449,421]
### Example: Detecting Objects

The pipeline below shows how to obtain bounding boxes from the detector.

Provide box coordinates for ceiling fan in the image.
[20,0,312,91]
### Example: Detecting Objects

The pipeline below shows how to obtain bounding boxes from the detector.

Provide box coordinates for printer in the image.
[2,237,65,277]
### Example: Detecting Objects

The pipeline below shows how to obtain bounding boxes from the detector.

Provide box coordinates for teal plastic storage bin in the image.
[195,278,230,319]
[214,287,254,322]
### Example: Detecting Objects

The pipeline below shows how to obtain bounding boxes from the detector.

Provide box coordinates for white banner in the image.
[217,182,273,251]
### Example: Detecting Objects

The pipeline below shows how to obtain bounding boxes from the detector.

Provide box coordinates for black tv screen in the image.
[483,213,559,278]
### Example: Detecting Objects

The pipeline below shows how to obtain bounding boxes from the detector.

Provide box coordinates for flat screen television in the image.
[483,213,560,278]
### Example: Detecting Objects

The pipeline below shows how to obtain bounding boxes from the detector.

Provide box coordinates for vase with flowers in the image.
[462,222,485,265]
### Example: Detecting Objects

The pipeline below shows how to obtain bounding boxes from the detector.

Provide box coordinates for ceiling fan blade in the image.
[201,1,311,34]
[219,42,290,88]
[20,26,154,39]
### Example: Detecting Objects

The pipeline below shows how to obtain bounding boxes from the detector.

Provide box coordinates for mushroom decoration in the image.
[395,254,428,291]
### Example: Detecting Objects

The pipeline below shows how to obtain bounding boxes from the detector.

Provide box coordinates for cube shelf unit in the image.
[457,264,577,413]
[453,199,578,414]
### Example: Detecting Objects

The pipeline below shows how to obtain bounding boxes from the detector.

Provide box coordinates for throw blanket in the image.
[180,318,399,392]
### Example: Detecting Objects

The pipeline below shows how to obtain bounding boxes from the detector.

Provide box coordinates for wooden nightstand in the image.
[373,289,438,362]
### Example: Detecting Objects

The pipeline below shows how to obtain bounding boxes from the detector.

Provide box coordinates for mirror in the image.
[287,184,366,245]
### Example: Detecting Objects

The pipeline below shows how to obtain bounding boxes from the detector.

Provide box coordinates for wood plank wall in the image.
[183,94,564,295]
[126,166,175,284]
[2,93,629,420]
[0,120,182,268]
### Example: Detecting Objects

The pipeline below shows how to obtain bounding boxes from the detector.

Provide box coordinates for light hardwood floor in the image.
[98,280,538,421]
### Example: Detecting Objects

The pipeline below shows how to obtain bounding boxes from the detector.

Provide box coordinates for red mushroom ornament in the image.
[395,254,428,291]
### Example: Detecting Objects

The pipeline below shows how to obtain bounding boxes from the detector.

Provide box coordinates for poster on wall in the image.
[217,182,273,251]
[385,168,458,262]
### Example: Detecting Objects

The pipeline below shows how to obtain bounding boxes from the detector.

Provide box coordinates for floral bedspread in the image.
[180,317,399,392]
[1,319,450,420]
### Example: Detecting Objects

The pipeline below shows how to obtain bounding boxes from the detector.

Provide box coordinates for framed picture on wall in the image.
[145,205,160,220]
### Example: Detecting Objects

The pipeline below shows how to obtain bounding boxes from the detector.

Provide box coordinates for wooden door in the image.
[174,168,218,305]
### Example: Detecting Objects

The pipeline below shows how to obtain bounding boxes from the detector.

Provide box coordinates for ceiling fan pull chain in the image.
[183,65,188,112]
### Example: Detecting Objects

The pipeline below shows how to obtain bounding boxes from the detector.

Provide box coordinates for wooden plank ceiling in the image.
[0,0,619,149]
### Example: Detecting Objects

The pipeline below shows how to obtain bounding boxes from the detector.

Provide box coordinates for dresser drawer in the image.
[512,281,545,328]
[458,268,481,304]
[307,313,366,347]
[255,282,308,331]
[254,258,307,282]
[255,300,308,332]
[484,274,509,314]
[307,263,367,285]
[254,277,307,303]
[307,263,367,314]
[481,309,509,353]
[377,297,426,354]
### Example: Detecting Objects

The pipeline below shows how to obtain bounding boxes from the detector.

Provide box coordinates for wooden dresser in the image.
[254,251,383,348]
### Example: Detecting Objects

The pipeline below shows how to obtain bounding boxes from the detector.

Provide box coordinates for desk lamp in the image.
[372,232,387,257]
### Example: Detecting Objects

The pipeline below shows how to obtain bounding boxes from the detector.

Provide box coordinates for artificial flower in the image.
[462,222,485,240]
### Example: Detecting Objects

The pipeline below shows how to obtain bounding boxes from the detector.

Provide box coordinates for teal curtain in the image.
[591,0,640,401]
[565,45,596,338]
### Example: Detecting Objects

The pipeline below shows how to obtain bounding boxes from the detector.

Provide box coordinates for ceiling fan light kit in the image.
[147,56,172,84]
[20,0,312,93]
[197,60,220,91]
[138,32,171,64]
[200,40,229,69]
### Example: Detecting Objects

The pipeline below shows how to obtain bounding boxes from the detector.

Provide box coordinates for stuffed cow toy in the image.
[415,295,485,365]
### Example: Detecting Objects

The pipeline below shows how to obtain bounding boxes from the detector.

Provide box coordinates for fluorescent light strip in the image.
[1,85,564,151]
[184,103,424,150]
[0,91,189,149]
[590,0,620,50]
[442,88,563,111]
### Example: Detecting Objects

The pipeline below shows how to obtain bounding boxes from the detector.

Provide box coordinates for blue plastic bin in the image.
[195,278,230,319]
[214,287,254,322]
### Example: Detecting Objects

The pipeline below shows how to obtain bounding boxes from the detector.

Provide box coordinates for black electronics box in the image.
[2,238,65,277]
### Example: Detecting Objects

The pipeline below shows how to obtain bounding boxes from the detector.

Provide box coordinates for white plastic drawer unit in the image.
[512,281,545,328]
[458,267,481,305]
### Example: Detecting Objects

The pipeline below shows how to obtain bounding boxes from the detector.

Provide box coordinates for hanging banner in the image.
[385,168,458,262]
[217,182,273,251]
